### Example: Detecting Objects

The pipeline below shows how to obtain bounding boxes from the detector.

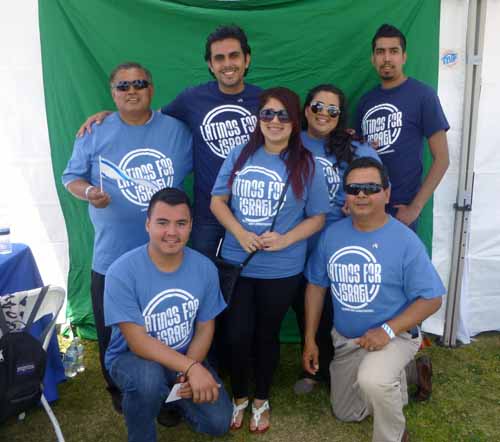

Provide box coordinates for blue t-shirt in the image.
[104,245,226,369]
[161,81,262,225]
[301,131,380,225]
[305,216,445,338]
[212,145,330,279]
[355,77,449,208]
[62,111,192,274]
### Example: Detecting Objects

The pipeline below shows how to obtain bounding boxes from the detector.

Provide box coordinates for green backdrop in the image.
[39,0,441,339]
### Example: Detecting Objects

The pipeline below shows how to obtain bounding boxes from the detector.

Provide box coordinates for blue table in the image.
[0,243,65,402]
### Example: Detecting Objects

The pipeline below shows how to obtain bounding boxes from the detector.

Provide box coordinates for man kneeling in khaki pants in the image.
[302,158,444,442]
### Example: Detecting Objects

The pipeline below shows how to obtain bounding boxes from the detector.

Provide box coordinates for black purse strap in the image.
[240,176,290,267]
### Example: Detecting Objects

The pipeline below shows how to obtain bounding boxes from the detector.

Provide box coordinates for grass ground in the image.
[1,333,499,442]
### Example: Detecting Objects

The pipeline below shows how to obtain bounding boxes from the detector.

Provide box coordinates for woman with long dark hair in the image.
[294,84,380,394]
[211,87,329,433]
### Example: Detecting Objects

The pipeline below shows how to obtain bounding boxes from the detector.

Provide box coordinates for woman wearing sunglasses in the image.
[293,84,380,395]
[210,87,329,433]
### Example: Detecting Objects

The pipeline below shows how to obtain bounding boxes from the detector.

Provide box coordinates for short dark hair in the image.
[372,24,406,53]
[204,25,251,77]
[109,62,153,86]
[147,188,192,218]
[343,157,390,189]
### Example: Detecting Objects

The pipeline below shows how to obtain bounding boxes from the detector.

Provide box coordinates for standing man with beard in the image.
[356,24,450,231]
[78,25,261,258]
[162,25,261,259]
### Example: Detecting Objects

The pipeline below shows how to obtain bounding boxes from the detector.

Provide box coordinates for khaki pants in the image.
[330,328,421,442]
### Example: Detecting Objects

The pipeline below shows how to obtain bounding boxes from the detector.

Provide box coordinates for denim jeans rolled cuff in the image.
[109,352,231,442]
[190,221,225,260]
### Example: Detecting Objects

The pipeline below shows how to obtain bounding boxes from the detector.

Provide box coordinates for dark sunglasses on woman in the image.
[259,108,291,123]
[310,101,341,118]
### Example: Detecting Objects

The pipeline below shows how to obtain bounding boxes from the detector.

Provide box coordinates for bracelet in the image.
[184,360,200,378]
[84,185,95,200]
[381,322,396,339]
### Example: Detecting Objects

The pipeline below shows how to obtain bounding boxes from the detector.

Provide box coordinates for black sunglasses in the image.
[259,108,291,123]
[310,101,341,118]
[345,183,384,196]
[112,79,151,92]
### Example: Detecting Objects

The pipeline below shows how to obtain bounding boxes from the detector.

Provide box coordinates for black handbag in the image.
[215,178,290,304]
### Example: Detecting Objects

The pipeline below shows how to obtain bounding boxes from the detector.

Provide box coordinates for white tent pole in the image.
[442,0,487,347]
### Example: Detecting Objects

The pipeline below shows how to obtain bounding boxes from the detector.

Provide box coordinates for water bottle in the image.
[63,341,77,378]
[0,227,11,254]
[74,337,85,373]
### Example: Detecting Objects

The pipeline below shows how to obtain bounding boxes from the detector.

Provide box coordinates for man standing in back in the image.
[356,24,450,231]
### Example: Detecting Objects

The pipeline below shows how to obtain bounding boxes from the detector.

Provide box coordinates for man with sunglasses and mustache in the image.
[62,61,192,416]
[302,157,444,442]
[356,24,450,232]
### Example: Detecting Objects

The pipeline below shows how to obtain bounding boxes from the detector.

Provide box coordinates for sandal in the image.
[230,398,249,430]
[250,400,270,434]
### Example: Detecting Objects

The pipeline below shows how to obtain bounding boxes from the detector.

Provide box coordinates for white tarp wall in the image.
[425,0,500,342]
[1,1,69,298]
[461,0,500,336]
[2,0,499,341]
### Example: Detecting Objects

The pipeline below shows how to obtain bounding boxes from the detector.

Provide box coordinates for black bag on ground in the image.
[0,286,49,422]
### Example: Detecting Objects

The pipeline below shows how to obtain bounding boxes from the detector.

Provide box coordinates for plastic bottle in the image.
[74,337,85,373]
[63,341,77,378]
[0,227,11,254]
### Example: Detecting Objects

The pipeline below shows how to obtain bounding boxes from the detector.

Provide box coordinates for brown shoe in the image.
[401,428,410,442]
[414,355,433,401]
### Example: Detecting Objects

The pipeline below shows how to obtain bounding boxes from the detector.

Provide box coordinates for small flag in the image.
[99,156,159,192]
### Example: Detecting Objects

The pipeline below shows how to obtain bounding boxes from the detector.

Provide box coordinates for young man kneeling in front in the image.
[104,188,231,442]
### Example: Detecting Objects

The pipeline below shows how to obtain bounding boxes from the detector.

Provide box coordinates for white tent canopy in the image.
[2,0,499,343]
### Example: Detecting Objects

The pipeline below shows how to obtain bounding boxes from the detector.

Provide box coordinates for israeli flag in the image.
[99,156,159,191]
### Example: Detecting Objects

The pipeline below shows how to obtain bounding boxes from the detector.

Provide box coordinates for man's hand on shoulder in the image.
[185,362,220,403]
[355,327,391,352]
[87,187,111,208]
[76,110,112,137]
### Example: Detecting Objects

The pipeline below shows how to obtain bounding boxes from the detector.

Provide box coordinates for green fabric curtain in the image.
[39,0,440,340]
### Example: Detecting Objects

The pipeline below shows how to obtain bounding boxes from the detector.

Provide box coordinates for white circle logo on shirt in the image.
[143,289,199,350]
[361,103,402,154]
[199,105,257,159]
[315,156,340,205]
[105,148,174,207]
[328,246,381,309]
[233,166,287,226]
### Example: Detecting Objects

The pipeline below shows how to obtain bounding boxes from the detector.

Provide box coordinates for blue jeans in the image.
[109,352,232,442]
[190,222,227,370]
[190,221,225,260]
